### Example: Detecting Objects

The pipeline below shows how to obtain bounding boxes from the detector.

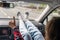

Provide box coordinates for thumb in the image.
[13,16,16,26]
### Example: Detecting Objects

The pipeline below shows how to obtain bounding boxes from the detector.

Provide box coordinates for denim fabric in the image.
[25,20,45,40]
[19,16,32,40]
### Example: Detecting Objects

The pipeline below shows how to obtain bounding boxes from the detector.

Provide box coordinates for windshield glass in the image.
[0,1,48,20]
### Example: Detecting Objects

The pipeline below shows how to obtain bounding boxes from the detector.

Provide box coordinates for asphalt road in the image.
[0,6,42,20]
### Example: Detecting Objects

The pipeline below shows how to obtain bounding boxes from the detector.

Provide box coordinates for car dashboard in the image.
[0,18,45,40]
[0,25,12,40]
[0,18,18,40]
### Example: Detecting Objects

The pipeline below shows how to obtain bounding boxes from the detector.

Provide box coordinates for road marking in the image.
[0,8,11,18]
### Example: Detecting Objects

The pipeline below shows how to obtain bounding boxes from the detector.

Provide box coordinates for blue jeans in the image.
[25,20,44,40]
[19,18,32,40]
[19,16,44,40]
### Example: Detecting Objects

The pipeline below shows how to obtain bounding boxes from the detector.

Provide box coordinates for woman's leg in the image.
[25,20,44,40]
[19,15,32,40]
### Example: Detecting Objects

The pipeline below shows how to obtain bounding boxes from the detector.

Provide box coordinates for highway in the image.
[0,6,42,20]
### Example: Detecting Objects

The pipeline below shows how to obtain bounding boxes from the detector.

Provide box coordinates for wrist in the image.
[11,26,16,29]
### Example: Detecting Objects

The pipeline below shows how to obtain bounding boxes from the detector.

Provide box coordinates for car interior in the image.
[0,18,19,40]
[0,0,60,40]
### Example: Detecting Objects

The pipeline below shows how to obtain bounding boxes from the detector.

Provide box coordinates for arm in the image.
[9,16,24,40]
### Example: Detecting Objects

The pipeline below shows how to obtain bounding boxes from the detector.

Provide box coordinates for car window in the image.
[44,7,60,25]
[0,1,47,20]
[18,2,48,20]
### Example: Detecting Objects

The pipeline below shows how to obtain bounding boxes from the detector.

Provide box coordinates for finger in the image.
[9,20,13,25]
[9,21,12,28]
[13,16,16,26]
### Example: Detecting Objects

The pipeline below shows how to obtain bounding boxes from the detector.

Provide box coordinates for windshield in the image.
[0,1,47,20]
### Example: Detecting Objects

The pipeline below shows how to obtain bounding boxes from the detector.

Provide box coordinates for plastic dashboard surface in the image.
[0,25,12,40]
[0,26,11,36]
[0,18,19,26]
[0,18,19,40]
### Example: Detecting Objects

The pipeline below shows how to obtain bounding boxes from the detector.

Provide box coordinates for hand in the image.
[9,16,16,29]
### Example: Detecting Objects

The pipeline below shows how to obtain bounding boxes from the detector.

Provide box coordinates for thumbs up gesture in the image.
[9,16,16,29]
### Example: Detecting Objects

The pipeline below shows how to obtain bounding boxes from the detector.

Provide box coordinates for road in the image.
[0,6,42,20]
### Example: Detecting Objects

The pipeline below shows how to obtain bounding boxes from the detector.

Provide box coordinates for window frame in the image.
[40,5,60,24]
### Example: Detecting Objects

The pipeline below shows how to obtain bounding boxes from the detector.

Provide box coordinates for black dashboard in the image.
[0,25,12,40]
[0,27,11,36]
[0,18,45,40]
